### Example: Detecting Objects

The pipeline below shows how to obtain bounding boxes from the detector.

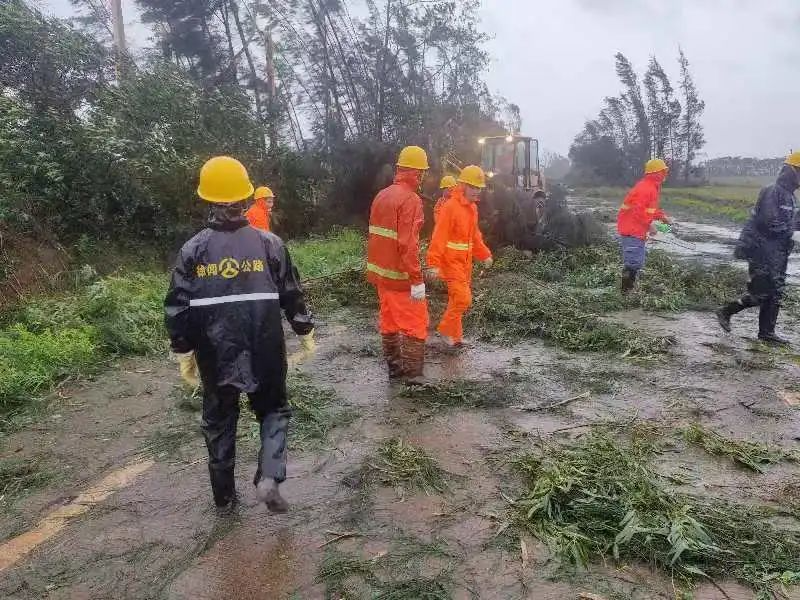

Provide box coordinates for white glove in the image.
[482,257,494,269]
[410,283,426,301]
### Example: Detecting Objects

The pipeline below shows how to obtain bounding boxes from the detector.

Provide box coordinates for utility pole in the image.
[110,0,126,75]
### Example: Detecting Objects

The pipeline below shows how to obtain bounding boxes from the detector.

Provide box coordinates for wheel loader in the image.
[441,135,596,251]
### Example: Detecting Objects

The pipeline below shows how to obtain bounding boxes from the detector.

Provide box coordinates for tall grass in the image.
[288,227,364,279]
[0,273,166,416]
[0,230,368,417]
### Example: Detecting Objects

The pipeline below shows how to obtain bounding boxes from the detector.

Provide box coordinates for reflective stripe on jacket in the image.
[366,170,425,290]
[426,185,492,282]
[616,172,667,240]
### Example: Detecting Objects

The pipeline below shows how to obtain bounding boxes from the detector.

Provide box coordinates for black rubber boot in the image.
[209,466,236,508]
[201,386,240,508]
[215,491,239,517]
[758,300,789,346]
[254,407,291,511]
[716,294,759,333]
[621,268,637,295]
[715,301,744,333]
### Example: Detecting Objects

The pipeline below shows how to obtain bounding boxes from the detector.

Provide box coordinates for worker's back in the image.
[166,209,310,392]
[366,174,423,290]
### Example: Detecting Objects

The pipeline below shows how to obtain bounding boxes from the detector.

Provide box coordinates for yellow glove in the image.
[174,351,200,388]
[300,330,316,353]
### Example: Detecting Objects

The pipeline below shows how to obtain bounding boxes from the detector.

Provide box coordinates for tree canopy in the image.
[569,51,705,185]
[0,0,511,246]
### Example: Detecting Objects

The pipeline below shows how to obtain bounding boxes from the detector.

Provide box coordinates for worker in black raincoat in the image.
[165,156,315,514]
[716,152,800,345]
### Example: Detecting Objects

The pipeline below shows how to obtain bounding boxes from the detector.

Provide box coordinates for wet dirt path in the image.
[2,234,800,597]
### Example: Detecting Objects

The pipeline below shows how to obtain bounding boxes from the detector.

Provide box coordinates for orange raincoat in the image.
[426,185,492,342]
[616,171,668,240]
[366,169,429,340]
[246,198,271,232]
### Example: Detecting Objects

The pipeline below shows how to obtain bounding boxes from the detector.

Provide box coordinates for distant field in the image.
[576,184,759,223]
[709,175,774,187]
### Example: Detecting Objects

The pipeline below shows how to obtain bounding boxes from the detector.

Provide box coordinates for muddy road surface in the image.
[2,202,800,599]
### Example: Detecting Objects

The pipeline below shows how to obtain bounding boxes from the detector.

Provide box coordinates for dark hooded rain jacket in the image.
[165,205,313,393]
[736,164,799,272]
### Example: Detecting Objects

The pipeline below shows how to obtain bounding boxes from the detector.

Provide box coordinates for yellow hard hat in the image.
[396,145,429,170]
[458,165,487,189]
[254,185,274,199]
[644,158,669,174]
[785,151,800,168]
[197,156,254,203]
[439,175,457,189]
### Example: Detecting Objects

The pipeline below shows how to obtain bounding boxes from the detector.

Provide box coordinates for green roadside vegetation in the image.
[0,230,368,423]
[0,273,166,420]
[288,227,364,279]
[579,185,760,223]
[1,226,775,418]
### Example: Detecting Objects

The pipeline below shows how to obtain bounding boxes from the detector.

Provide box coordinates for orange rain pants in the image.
[427,186,491,344]
[437,279,471,341]
[377,285,429,341]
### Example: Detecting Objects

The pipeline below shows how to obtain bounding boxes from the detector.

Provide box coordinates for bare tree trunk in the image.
[308,0,353,140]
[323,7,364,135]
[230,0,267,154]
[220,1,237,77]
[264,23,278,149]
[375,0,392,140]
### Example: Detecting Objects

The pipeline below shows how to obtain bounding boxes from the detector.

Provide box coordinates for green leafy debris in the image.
[684,424,799,473]
[511,428,800,596]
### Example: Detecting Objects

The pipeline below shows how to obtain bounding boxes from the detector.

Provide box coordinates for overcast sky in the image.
[35,0,799,159]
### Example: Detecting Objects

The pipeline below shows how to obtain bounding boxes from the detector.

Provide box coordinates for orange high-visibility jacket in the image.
[246,198,271,232]
[427,186,492,282]
[616,172,667,240]
[366,170,425,290]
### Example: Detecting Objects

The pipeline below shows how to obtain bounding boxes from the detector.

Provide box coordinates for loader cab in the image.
[479,135,542,192]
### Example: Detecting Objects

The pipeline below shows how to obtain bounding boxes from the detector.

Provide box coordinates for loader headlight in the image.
[487,171,495,178]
